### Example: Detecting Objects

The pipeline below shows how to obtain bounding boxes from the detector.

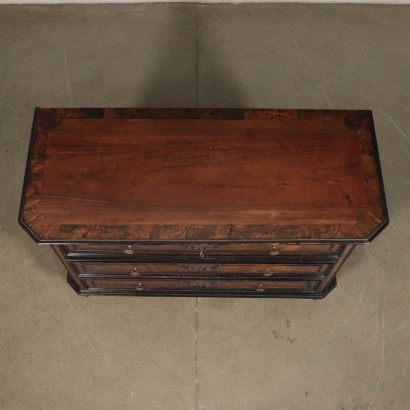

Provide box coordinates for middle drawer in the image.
[72,262,332,280]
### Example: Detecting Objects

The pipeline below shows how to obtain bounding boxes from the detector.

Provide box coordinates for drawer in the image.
[65,242,342,257]
[72,261,331,279]
[84,278,320,293]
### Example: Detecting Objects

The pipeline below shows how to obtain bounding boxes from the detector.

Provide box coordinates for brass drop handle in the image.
[131,267,140,276]
[269,246,280,256]
[263,268,273,277]
[124,245,134,255]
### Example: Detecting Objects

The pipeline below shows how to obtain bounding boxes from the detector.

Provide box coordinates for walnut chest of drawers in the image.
[19,108,388,298]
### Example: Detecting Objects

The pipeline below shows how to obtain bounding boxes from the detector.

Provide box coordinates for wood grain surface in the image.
[20,108,388,242]
[72,261,331,278]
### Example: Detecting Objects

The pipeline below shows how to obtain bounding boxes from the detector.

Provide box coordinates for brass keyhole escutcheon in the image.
[124,245,134,255]
[184,244,216,259]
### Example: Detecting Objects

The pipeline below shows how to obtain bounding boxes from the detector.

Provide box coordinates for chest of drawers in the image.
[19,108,388,298]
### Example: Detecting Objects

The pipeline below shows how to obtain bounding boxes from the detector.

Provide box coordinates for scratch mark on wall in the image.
[81,332,96,352]
[319,69,343,87]
[357,90,378,103]
[368,372,383,409]
[53,265,96,352]
[292,39,334,108]
[381,294,386,368]
[292,39,310,66]
[73,85,97,102]
[54,265,73,309]
[7,352,22,376]
[64,47,72,106]
[32,317,54,341]
[371,324,410,339]
[343,281,369,327]
[367,293,389,408]
[379,109,410,142]
[194,297,200,410]
[321,86,332,108]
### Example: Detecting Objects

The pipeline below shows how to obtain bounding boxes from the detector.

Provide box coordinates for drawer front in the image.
[72,262,331,279]
[84,278,319,292]
[65,243,341,257]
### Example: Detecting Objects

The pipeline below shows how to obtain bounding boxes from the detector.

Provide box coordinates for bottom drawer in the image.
[84,278,320,293]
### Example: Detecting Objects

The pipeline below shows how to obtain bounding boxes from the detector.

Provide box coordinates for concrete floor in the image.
[0,3,409,409]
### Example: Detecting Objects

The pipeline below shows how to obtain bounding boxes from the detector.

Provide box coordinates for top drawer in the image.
[64,243,342,257]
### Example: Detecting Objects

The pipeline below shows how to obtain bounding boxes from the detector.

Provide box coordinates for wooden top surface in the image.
[19,108,388,243]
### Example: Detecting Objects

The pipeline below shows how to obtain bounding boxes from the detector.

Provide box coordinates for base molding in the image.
[67,273,336,299]
[1,1,408,5]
